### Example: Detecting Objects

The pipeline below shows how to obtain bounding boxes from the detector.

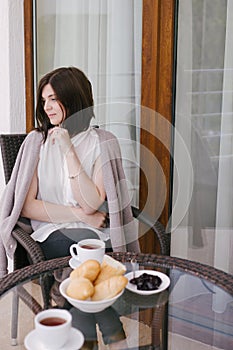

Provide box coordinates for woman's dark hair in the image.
[36,67,95,141]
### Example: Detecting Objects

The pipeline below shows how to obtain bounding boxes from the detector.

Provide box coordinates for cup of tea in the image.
[70,238,105,264]
[34,309,72,349]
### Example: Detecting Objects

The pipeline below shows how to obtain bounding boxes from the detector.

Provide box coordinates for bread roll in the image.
[92,275,128,301]
[66,277,94,300]
[94,256,126,285]
[70,260,101,282]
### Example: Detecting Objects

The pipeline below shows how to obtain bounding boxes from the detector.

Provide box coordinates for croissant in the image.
[70,259,101,282]
[66,277,94,300]
[94,256,126,285]
[92,275,128,301]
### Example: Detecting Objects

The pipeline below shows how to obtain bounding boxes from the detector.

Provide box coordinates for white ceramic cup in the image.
[69,238,105,264]
[34,309,72,349]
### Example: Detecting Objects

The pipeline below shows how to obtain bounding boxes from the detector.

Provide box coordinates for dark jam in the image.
[130,273,162,291]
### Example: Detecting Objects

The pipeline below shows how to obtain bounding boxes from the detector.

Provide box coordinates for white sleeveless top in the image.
[31,127,109,242]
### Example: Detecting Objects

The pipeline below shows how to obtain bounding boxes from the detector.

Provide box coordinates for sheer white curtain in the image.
[213,6,233,310]
[171,0,233,276]
[214,1,233,275]
[170,0,193,257]
[36,0,142,205]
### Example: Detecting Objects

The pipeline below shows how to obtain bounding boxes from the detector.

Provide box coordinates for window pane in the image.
[34,0,143,205]
[172,0,233,275]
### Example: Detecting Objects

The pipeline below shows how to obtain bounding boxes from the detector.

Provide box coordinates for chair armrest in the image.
[131,206,170,255]
[12,226,46,265]
[11,226,53,308]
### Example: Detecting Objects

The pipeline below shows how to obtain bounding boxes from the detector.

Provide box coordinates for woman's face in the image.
[42,84,65,126]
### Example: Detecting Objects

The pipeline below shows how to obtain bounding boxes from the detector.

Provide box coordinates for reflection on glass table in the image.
[0,253,232,350]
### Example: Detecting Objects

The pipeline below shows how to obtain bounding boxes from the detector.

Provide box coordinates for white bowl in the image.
[59,278,124,313]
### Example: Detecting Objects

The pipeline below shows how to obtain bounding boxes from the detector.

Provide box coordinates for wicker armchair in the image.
[0,133,170,345]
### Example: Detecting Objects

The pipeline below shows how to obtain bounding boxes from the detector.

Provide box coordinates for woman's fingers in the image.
[49,127,72,153]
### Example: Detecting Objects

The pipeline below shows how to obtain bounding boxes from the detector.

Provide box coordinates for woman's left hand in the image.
[77,209,107,229]
[49,127,73,154]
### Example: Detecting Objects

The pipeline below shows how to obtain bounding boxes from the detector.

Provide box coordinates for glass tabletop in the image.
[0,253,232,350]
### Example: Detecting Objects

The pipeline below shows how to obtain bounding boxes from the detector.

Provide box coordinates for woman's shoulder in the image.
[93,127,122,156]
[93,127,118,141]
[21,130,43,152]
[26,129,42,138]
[25,130,43,142]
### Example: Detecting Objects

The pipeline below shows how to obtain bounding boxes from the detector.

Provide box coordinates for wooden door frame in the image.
[24,0,35,133]
[24,0,177,254]
[139,0,176,253]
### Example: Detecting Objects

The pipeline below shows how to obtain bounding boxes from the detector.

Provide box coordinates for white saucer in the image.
[69,254,120,269]
[125,270,170,295]
[69,257,82,269]
[24,327,84,350]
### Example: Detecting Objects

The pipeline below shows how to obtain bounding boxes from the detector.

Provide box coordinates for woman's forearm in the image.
[21,198,84,224]
[21,198,107,228]
[66,148,105,214]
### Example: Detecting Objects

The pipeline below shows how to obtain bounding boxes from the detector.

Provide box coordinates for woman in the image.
[22,67,110,259]
[0,67,139,269]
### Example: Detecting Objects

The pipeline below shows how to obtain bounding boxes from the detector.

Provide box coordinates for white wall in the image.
[0,0,26,196]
